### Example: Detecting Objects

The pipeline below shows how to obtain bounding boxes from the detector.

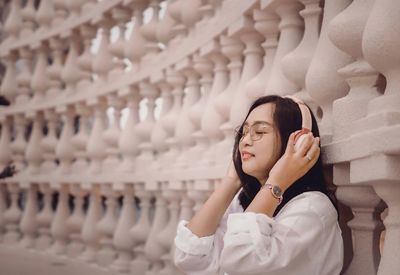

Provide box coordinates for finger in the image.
[296,133,314,157]
[304,138,320,166]
[286,131,298,154]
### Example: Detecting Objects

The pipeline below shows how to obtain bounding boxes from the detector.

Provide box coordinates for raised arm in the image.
[186,161,241,237]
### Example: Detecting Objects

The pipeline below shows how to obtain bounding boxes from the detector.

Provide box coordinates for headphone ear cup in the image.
[294,133,307,152]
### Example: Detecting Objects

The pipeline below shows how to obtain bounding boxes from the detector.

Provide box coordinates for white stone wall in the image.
[0,0,398,274]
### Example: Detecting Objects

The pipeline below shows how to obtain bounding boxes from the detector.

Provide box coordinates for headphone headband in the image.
[283,95,312,133]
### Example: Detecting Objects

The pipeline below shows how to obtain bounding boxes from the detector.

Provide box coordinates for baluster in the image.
[41,109,58,173]
[144,188,169,275]
[0,53,18,104]
[229,13,265,146]
[141,0,161,59]
[49,184,70,258]
[53,0,68,25]
[0,184,7,241]
[31,45,49,102]
[102,95,123,171]
[162,68,185,167]
[175,59,201,167]
[66,0,84,18]
[130,183,151,273]
[180,0,202,32]
[0,116,12,170]
[169,0,186,43]
[80,184,103,263]
[265,1,304,95]
[361,1,400,274]
[86,101,107,174]
[36,0,54,32]
[66,184,86,257]
[16,47,33,103]
[36,183,54,250]
[199,40,229,166]
[92,21,114,84]
[336,184,384,274]
[190,54,213,165]
[157,183,182,275]
[305,0,351,142]
[151,80,173,169]
[96,184,119,266]
[118,89,141,172]
[71,103,90,173]
[215,35,244,163]
[328,0,377,141]
[3,0,22,41]
[282,0,321,107]
[156,0,176,47]
[245,8,279,100]
[10,114,27,172]
[135,81,159,171]
[77,25,96,91]
[47,38,65,98]
[20,0,36,37]
[124,1,147,72]
[61,34,82,96]
[25,112,44,175]
[111,184,136,273]
[55,107,75,175]
[19,184,38,248]
[2,183,21,244]
[110,8,131,79]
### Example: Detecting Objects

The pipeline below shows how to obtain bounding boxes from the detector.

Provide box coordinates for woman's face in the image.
[238,103,281,184]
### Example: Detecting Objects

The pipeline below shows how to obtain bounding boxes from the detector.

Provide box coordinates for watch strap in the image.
[262,183,283,204]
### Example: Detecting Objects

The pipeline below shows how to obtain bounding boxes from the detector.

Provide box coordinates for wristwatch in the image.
[262,183,283,204]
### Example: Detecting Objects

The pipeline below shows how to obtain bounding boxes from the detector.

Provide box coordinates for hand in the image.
[225,159,241,190]
[268,131,320,191]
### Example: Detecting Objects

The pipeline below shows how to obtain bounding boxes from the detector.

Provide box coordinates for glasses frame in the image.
[235,122,271,142]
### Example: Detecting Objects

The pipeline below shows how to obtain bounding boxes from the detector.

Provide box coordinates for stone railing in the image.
[0,0,398,274]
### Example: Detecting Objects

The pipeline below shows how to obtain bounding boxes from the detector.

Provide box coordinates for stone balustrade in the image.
[0,0,398,274]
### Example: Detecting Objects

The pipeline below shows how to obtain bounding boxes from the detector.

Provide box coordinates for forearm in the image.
[186,177,240,237]
[245,178,284,217]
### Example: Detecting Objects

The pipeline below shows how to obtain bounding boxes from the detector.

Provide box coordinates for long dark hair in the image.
[233,95,336,216]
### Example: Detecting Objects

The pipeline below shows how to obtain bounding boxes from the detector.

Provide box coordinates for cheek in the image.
[257,138,281,169]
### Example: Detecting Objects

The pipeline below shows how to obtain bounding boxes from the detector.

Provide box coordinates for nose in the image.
[241,130,253,145]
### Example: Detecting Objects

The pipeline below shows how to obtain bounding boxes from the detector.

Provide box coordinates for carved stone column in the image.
[144,188,169,275]
[25,112,44,175]
[66,184,86,257]
[306,0,351,142]
[49,184,70,257]
[336,183,384,275]
[19,183,38,248]
[80,184,102,263]
[2,183,21,244]
[36,183,54,250]
[130,183,151,273]
[96,184,119,267]
[118,89,141,172]
[111,184,136,273]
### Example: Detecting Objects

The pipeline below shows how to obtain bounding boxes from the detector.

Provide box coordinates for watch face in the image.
[272,185,283,197]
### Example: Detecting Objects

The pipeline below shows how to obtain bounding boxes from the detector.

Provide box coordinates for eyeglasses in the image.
[235,122,271,141]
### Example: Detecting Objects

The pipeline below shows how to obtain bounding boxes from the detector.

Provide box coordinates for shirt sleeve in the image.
[220,193,338,275]
[174,194,241,275]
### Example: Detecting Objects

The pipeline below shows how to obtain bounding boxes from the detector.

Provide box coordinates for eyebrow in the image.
[243,120,273,127]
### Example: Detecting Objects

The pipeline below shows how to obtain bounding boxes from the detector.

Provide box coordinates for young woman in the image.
[174,95,343,275]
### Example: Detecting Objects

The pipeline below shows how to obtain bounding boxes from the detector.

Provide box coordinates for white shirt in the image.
[174,191,343,275]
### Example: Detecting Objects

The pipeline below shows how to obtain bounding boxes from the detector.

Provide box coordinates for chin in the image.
[242,165,257,178]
